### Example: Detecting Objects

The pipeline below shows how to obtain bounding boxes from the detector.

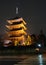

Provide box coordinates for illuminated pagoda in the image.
[5,7,31,46]
[6,17,28,46]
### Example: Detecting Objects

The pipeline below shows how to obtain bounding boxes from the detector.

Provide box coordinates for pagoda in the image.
[5,7,31,46]
[6,17,27,46]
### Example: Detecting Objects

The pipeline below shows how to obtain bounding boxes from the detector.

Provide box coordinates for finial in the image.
[16,7,18,14]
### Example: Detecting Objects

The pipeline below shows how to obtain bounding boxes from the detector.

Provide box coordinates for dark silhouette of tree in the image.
[38,29,46,47]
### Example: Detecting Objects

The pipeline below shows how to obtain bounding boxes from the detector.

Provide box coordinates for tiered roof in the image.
[6,17,27,42]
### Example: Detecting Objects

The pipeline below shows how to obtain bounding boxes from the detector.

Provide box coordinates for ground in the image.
[0,53,46,65]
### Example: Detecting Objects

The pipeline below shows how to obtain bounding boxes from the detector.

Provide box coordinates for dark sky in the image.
[0,0,46,35]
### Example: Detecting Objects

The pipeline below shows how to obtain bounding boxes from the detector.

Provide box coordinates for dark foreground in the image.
[0,46,46,56]
[0,46,46,65]
[0,54,46,65]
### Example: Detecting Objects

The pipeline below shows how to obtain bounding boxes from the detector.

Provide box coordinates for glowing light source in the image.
[38,44,41,47]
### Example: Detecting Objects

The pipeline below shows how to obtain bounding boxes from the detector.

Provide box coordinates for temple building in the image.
[5,7,31,46]
[5,17,32,46]
[6,17,30,46]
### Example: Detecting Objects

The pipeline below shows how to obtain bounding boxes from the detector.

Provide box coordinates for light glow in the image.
[38,44,41,47]
[38,54,43,65]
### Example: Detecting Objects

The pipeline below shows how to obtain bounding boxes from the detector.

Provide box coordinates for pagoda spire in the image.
[16,7,18,15]
[5,6,31,46]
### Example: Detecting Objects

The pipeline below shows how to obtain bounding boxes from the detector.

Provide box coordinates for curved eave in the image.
[6,24,27,30]
[7,18,26,25]
[7,30,27,36]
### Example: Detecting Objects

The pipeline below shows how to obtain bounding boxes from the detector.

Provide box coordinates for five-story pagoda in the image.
[6,17,27,46]
[5,7,31,46]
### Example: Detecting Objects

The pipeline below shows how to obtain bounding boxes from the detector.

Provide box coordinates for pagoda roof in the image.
[7,17,26,25]
[7,29,27,36]
[6,23,27,30]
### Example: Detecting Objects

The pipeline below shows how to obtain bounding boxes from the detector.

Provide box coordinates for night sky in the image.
[0,0,46,36]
